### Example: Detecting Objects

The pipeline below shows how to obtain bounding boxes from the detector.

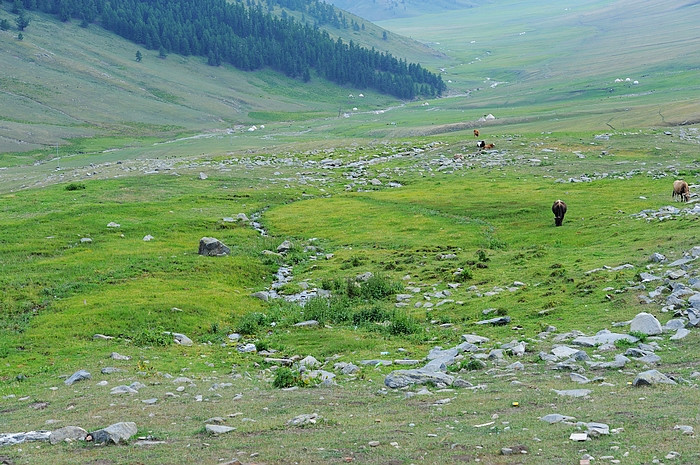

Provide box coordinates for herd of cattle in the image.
[471,129,692,226]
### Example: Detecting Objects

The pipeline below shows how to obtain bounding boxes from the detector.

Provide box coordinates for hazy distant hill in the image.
[321,0,486,21]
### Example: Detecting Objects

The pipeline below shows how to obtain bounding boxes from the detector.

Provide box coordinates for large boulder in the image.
[87,422,137,444]
[198,237,230,256]
[49,426,87,444]
[384,369,454,389]
[64,370,91,386]
[630,312,662,335]
[633,369,677,386]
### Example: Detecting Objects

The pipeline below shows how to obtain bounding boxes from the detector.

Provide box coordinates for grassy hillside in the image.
[2,2,700,464]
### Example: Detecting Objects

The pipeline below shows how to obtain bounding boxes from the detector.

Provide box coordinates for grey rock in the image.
[0,431,51,447]
[384,369,454,389]
[110,352,131,361]
[570,373,591,384]
[587,354,630,369]
[359,359,392,366]
[453,378,473,388]
[553,389,592,398]
[640,272,662,282]
[65,370,91,386]
[304,370,336,386]
[334,362,359,375]
[633,369,677,386]
[461,334,490,344]
[287,413,319,427]
[110,385,138,395]
[101,367,121,375]
[670,328,691,340]
[674,425,694,435]
[427,347,459,360]
[277,240,293,253]
[299,355,320,368]
[475,316,511,326]
[456,341,479,352]
[551,345,580,359]
[540,414,575,424]
[572,330,638,347]
[237,343,257,353]
[355,271,374,282]
[664,319,687,331]
[205,424,235,434]
[88,422,137,444]
[506,361,525,370]
[294,320,319,327]
[650,253,666,263]
[251,291,269,301]
[198,237,230,256]
[49,426,87,444]
[172,332,193,346]
[584,422,610,436]
[630,312,663,335]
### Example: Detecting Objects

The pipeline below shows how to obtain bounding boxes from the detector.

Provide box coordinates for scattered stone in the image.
[670,328,691,340]
[277,240,293,253]
[287,413,319,427]
[475,316,511,326]
[299,355,320,368]
[251,291,270,301]
[49,426,87,444]
[205,424,235,434]
[0,431,51,447]
[540,414,576,424]
[143,234,154,241]
[171,332,193,346]
[107,222,120,228]
[553,389,592,398]
[294,320,319,327]
[384,369,454,389]
[110,385,138,395]
[633,369,677,386]
[461,334,489,344]
[93,334,114,340]
[674,425,694,435]
[64,370,91,386]
[111,352,131,361]
[198,237,230,256]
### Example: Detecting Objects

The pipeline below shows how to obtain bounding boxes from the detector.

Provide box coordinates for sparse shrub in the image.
[359,274,402,299]
[387,311,420,335]
[495,307,508,316]
[132,326,172,347]
[476,249,489,262]
[464,359,485,371]
[272,366,302,388]
[236,312,267,335]
[614,337,638,349]
[65,182,86,191]
[352,306,391,326]
[303,297,333,324]
[628,330,648,343]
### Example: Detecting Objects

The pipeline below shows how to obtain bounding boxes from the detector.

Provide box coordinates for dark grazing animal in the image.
[484,143,494,149]
[672,180,690,202]
[474,129,480,137]
[552,199,567,226]
[477,140,486,148]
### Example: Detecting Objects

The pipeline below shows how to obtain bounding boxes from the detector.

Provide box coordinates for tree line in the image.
[12,0,446,99]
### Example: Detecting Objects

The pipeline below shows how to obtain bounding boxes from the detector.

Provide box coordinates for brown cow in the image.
[474,129,480,138]
[673,180,690,202]
[484,143,494,149]
[552,200,567,226]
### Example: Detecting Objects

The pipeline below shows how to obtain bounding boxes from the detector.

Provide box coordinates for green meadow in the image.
[2,0,700,463]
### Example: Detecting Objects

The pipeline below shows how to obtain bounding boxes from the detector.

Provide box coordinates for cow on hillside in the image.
[474,129,480,138]
[673,180,690,202]
[552,200,567,226]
